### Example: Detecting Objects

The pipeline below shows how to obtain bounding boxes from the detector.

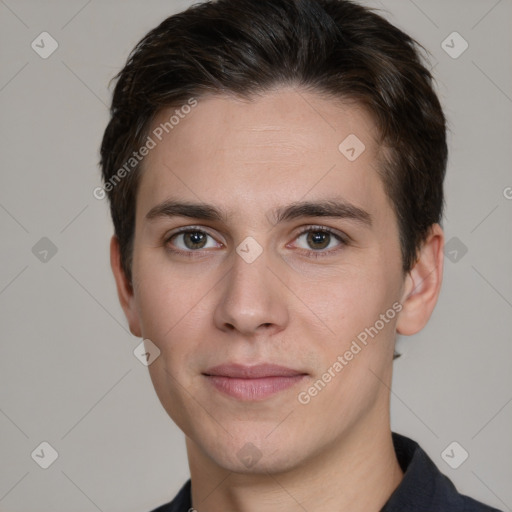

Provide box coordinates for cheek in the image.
[302,280,399,417]
[310,267,395,333]
[303,264,401,391]
[136,284,205,347]
[132,243,208,336]
[134,266,208,425]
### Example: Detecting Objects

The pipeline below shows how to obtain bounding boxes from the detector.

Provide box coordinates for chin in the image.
[190,425,313,476]
[213,446,305,475]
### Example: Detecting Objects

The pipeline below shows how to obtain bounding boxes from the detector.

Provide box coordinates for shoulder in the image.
[382,433,503,512]
[148,480,192,512]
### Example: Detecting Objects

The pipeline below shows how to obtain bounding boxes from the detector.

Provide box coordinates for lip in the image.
[203,363,308,401]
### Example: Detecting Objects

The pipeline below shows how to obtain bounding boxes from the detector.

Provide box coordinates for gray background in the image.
[1,0,511,511]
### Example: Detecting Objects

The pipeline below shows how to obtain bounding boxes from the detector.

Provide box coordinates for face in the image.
[118,87,415,474]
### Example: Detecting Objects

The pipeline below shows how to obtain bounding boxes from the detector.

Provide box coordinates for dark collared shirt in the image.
[150,432,502,512]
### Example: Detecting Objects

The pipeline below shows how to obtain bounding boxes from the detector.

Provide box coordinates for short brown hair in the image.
[100,0,447,284]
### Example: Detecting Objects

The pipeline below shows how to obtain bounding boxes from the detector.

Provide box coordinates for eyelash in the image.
[164,225,348,259]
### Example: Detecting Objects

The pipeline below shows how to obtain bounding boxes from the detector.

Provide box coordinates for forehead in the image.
[136,87,389,223]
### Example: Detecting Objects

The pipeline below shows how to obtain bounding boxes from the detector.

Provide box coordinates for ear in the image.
[110,235,142,337]
[396,223,444,336]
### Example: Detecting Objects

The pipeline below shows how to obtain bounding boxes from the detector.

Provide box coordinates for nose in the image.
[213,243,289,337]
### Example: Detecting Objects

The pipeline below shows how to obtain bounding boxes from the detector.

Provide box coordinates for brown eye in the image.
[182,231,208,249]
[296,226,347,258]
[166,228,221,253]
[305,230,331,250]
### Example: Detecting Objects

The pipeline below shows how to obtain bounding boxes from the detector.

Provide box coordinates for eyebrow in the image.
[145,198,372,227]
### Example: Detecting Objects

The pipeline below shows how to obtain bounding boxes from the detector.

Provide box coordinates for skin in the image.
[111,86,444,512]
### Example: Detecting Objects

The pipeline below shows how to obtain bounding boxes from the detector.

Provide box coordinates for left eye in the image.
[294,228,344,251]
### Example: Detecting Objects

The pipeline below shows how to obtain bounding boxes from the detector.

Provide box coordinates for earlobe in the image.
[110,235,142,337]
[396,224,444,336]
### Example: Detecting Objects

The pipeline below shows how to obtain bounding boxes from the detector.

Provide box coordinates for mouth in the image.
[202,363,308,401]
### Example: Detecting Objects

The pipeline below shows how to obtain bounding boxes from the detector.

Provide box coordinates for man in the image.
[99,0,502,510]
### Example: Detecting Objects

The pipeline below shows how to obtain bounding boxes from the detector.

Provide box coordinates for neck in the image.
[186,407,403,512]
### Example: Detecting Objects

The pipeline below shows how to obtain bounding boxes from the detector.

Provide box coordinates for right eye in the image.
[165,227,223,254]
